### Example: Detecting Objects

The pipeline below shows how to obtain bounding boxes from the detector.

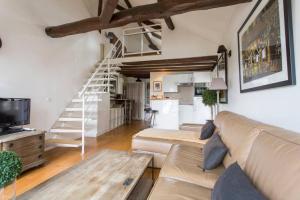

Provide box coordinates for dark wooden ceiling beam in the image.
[116,4,126,11]
[98,0,103,34]
[164,17,175,30]
[157,0,175,30]
[99,0,119,25]
[121,68,213,72]
[45,0,252,37]
[121,62,215,68]
[141,20,161,30]
[122,55,218,66]
[98,0,103,16]
[116,4,161,30]
[121,67,212,73]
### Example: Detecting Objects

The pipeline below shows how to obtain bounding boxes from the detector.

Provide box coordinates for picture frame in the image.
[238,0,295,93]
[153,81,162,92]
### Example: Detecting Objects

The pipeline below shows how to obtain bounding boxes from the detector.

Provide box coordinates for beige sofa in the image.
[132,126,207,168]
[132,111,300,200]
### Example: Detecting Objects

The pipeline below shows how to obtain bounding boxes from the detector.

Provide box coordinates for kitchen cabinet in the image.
[150,100,179,130]
[163,74,193,92]
[179,97,211,125]
[193,97,211,123]
[193,72,212,83]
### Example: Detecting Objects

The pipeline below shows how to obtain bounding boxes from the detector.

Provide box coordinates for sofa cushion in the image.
[203,133,228,170]
[133,128,208,148]
[148,177,211,200]
[214,112,263,168]
[180,123,203,132]
[245,130,300,200]
[160,144,225,189]
[200,120,215,140]
[212,163,266,200]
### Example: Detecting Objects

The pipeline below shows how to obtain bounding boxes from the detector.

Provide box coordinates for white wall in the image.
[222,0,300,132]
[0,0,101,130]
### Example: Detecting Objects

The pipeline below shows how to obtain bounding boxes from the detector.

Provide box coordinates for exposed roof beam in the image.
[164,17,175,30]
[45,0,252,37]
[99,0,119,25]
[157,0,175,30]
[121,63,215,68]
[122,55,218,66]
[141,20,161,30]
[121,66,213,71]
[98,0,103,33]
[116,4,161,30]
[116,4,126,11]
[117,4,161,30]
[98,0,103,16]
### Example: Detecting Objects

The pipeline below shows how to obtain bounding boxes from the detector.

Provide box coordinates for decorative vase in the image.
[0,180,16,200]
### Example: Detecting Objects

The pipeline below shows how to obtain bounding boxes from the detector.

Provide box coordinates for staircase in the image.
[46,40,123,155]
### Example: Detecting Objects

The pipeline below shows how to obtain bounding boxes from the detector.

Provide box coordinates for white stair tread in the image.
[72,99,102,103]
[96,72,119,75]
[49,129,82,133]
[97,68,121,71]
[92,78,116,81]
[87,84,113,87]
[46,138,82,148]
[65,108,82,112]
[58,117,83,122]
[84,91,107,94]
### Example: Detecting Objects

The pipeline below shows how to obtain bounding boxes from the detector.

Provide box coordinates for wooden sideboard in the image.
[0,130,46,172]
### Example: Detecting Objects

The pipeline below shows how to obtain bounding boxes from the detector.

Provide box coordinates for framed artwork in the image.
[153,81,162,92]
[238,0,295,93]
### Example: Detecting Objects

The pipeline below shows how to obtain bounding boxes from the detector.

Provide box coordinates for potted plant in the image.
[202,89,217,120]
[0,151,22,200]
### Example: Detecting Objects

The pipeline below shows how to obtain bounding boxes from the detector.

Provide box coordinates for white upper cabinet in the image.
[193,72,212,83]
[163,74,193,92]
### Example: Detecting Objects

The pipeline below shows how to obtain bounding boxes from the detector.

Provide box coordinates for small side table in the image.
[0,130,46,172]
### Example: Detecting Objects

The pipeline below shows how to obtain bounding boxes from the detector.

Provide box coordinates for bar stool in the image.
[144,108,159,128]
[150,110,158,127]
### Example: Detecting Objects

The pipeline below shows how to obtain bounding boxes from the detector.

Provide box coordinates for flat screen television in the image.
[0,98,31,134]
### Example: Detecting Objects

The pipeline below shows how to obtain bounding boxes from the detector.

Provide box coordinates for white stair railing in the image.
[78,39,123,155]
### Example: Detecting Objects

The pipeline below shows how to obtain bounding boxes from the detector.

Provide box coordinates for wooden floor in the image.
[16,120,159,196]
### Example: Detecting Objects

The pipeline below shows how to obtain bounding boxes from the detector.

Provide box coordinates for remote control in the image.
[23,128,36,131]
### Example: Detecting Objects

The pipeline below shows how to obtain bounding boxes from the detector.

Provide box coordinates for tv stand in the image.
[0,127,24,136]
[0,130,46,172]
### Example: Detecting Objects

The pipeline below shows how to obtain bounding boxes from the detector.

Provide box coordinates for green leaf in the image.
[0,151,22,188]
[202,90,217,106]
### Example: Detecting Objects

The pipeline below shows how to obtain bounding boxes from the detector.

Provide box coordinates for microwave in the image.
[194,83,208,96]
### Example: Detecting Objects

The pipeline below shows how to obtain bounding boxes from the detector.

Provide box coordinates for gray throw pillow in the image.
[200,120,215,140]
[212,163,266,200]
[203,133,228,170]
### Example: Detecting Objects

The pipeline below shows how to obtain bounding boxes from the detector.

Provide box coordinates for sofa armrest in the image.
[180,123,203,132]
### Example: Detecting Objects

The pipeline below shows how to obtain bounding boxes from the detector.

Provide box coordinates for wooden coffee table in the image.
[18,149,153,200]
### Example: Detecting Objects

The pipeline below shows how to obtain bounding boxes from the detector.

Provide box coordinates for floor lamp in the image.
[209,78,228,114]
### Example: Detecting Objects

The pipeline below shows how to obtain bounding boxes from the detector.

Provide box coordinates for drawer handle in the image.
[39,145,43,149]
[39,136,43,140]
[9,143,14,148]
[38,155,42,159]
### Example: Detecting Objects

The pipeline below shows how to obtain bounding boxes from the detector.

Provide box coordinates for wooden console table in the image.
[0,130,46,172]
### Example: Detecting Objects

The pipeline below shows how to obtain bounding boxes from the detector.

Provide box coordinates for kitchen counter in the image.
[150,97,211,130]
[150,100,179,130]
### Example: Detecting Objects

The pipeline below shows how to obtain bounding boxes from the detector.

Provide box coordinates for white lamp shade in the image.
[209,78,227,90]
